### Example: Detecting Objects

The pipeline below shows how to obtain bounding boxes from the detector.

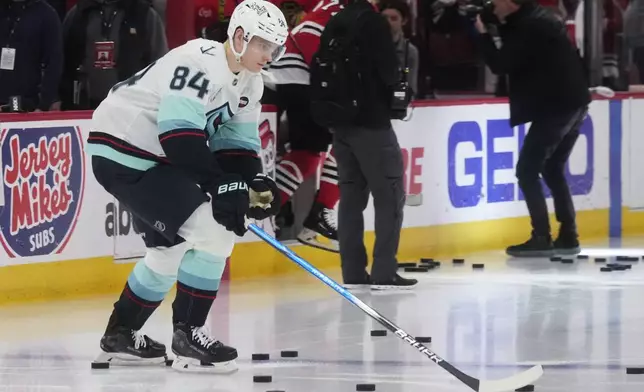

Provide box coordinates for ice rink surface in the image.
[3,237,644,392]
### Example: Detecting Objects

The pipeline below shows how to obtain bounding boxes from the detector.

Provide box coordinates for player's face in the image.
[242,36,285,73]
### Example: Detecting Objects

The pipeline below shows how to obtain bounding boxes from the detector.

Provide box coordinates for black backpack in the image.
[309,9,368,128]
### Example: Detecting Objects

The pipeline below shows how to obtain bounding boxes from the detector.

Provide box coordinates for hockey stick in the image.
[246,222,544,392]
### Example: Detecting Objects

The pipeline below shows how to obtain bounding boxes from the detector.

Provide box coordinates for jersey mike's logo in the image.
[0,126,85,257]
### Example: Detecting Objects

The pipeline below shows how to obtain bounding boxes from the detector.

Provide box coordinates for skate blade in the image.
[94,351,167,367]
[297,229,339,253]
[171,356,238,374]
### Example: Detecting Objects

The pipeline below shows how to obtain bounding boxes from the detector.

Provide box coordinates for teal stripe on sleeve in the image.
[209,122,260,153]
[157,95,207,133]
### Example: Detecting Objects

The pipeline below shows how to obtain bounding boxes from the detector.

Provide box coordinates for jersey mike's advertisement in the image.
[0,126,85,258]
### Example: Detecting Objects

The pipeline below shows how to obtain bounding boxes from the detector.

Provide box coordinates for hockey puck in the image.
[253,375,273,383]
[621,264,633,270]
[453,258,465,264]
[550,256,561,262]
[595,258,607,263]
[252,353,270,361]
[404,267,429,272]
[616,256,629,261]
[626,367,644,374]
[472,263,484,269]
[356,384,376,391]
[420,258,434,264]
[577,254,589,259]
[600,267,613,272]
[370,330,387,337]
[561,259,574,264]
[91,362,109,370]
[398,262,417,268]
[626,257,640,262]
[415,336,431,343]
[280,350,298,358]
[165,359,173,367]
[515,385,534,392]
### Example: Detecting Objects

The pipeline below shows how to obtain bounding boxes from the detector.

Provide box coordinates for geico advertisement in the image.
[381,101,611,229]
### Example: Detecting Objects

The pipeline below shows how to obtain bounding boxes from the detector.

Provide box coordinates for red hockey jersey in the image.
[268,0,344,85]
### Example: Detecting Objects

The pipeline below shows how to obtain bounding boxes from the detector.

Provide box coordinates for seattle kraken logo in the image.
[205,103,234,139]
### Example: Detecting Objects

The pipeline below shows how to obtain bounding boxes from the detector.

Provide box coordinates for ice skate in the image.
[297,202,339,253]
[171,323,238,374]
[94,326,167,366]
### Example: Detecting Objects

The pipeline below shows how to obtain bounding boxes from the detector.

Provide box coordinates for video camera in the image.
[458,0,498,23]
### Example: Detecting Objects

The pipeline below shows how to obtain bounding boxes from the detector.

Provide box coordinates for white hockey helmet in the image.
[227,0,289,63]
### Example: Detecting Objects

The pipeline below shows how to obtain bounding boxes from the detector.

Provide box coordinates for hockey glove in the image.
[248,173,281,220]
[209,173,250,236]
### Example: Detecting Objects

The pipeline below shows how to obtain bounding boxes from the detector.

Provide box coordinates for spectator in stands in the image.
[381,0,419,96]
[624,0,644,83]
[0,0,63,112]
[194,0,234,41]
[60,0,168,110]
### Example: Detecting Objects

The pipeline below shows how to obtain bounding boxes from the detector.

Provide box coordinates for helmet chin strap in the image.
[228,38,249,63]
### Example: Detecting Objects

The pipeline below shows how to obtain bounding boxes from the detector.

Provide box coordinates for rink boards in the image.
[1,95,644,303]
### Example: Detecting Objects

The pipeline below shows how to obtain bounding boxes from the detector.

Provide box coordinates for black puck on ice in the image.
[616,256,629,261]
[561,258,574,264]
[595,258,607,263]
[280,350,298,358]
[371,330,387,337]
[415,336,431,343]
[420,258,434,264]
[625,257,640,262]
[252,353,270,361]
[550,256,561,262]
[254,375,273,383]
[577,254,589,259]
[356,384,376,391]
[472,263,484,269]
[600,267,613,272]
[515,385,534,392]
[404,267,429,272]
[626,367,644,374]
[398,262,417,268]
[453,258,465,264]
[165,359,173,367]
[91,362,109,369]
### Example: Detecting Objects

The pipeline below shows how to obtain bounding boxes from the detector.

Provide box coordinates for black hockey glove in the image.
[248,173,281,220]
[209,173,250,236]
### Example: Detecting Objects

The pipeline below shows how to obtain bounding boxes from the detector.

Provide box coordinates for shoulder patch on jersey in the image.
[200,46,216,56]
[239,97,249,108]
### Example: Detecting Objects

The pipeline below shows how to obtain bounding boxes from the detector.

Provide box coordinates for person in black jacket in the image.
[330,0,417,290]
[0,0,63,112]
[475,0,590,257]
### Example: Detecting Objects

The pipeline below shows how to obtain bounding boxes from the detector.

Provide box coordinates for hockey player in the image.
[268,0,344,253]
[85,0,288,373]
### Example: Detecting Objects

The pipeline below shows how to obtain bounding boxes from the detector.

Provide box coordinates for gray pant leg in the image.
[335,126,405,282]
[333,130,370,282]
[351,127,405,281]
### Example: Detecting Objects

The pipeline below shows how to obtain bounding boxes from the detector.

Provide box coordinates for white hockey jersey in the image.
[87,39,264,171]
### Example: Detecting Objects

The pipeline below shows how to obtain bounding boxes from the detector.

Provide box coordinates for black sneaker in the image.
[95,327,167,365]
[171,323,238,373]
[297,201,339,253]
[371,274,418,291]
[343,272,371,290]
[554,232,581,255]
[506,235,554,258]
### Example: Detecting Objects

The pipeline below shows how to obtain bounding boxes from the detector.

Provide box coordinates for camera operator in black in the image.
[323,0,417,290]
[474,0,590,257]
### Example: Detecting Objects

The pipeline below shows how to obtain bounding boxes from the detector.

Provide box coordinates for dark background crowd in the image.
[0,0,643,113]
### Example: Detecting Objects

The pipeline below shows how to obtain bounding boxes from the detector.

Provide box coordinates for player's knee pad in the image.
[178,249,227,292]
[127,241,189,302]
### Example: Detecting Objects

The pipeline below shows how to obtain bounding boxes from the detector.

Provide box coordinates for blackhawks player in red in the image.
[267,0,344,253]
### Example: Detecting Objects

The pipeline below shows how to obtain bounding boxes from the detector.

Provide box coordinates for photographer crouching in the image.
[472,0,590,257]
